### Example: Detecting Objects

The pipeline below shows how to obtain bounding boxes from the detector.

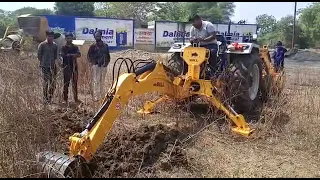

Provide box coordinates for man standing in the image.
[189,14,218,70]
[37,30,58,104]
[87,31,111,101]
[61,33,81,104]
[273,41,287,72]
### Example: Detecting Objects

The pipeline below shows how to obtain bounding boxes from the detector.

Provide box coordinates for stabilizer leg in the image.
[202,94,254,136]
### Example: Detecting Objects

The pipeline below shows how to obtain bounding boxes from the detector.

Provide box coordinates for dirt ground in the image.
[0,49,320,178]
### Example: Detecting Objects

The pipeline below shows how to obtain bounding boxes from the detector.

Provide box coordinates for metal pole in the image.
[292,2,297,48]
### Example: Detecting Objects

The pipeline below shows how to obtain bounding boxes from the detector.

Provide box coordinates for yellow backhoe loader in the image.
[35,40,284,177]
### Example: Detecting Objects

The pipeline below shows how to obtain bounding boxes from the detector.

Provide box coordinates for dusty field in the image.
[0,49,319,178]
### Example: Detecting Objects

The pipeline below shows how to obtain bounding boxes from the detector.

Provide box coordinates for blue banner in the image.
[42,15,134,51]
[43,15,75,35]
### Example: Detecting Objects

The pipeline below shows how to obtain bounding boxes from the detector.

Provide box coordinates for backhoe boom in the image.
[36,46,256,178]
[70,62,185,161]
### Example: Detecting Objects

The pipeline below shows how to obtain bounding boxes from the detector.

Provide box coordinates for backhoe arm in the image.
[68,62,187,162]
[35,48,255,178]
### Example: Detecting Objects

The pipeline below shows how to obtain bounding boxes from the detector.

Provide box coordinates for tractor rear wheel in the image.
[229,52,263,114]
[166,52,186,76]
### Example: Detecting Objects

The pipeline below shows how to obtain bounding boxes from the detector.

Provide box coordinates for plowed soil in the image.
[94,124,187,178]
[38,103,188,178]
[24,49,320,178]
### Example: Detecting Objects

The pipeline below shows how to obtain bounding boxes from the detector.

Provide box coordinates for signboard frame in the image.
[43,15,135,50]
[153,20,258,48]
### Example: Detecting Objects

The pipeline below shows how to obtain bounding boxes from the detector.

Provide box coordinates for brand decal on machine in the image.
[153,82,164,87]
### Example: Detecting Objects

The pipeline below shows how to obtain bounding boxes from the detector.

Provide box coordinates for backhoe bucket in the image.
[36,151,91,178]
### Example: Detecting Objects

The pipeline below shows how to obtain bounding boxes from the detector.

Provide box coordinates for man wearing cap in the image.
[60,32,81,104]
[189,14,218,71]
[37,30,58,104]
[87,31,111,101]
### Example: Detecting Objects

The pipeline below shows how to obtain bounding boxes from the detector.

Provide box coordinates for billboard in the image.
[75,17,134,48]
[154,21,258,48]
[155,21,190,48]
[44,15,75,35]
[134,28,154,45]
[214,24,258,42]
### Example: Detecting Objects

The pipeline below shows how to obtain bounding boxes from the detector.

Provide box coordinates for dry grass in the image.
[0,49,319,178]
[174,66,320,178]
[0,53,49,177]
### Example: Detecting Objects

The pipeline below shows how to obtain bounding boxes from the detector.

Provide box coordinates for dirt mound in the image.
[93,124,187,178]
[38,106,188,178]
[36,105,94,151]
[112,49,170,61]
[287,49,320,62]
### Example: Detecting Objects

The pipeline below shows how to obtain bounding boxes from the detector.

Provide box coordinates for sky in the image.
[0,2,313,24]
[233,2,312,23]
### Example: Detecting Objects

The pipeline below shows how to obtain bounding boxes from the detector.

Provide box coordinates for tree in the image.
[217,2,236,23]
[184,2,235,23]
[54,2,95,16]
[299,2,320,47]
[0,7,55,37]
[0,9,17,37]
[149,2,189,22]
[257,15,309,48]
[11,7,54,16]
[255,14,277,35]
[95,2,157,27]
[94,2,234,26]
[94,2,106,17]
[277,15,309,48]
[275,15,293,46]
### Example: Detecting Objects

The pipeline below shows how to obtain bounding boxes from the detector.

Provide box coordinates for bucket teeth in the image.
[36,151,92,178]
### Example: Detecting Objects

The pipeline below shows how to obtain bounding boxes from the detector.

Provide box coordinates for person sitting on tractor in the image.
[273,41,287,72]
[189,14,218,71]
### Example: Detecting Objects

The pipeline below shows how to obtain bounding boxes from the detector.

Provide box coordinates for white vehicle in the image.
[166,33,265,114]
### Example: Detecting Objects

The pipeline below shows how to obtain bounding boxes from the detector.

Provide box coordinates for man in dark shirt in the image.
[87,31,111,101]
[60,33,81,104]
[273,41,287,72]
[37,30,58,104]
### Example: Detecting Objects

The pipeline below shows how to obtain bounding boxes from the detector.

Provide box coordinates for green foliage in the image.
[0,11,16,37]
[299,2,320,47]
[0,7,55,37]
[149,2,189,22]
[182,2,235,23]
[0,2,319,49]
[94,2,235,25]
[11,7,54,16]
[54,2,95,16]
[256,14,277,35]
[95,2,157,26]
[256,10,311,48]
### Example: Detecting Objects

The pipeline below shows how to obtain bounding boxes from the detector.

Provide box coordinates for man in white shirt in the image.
[189,14,218,70]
